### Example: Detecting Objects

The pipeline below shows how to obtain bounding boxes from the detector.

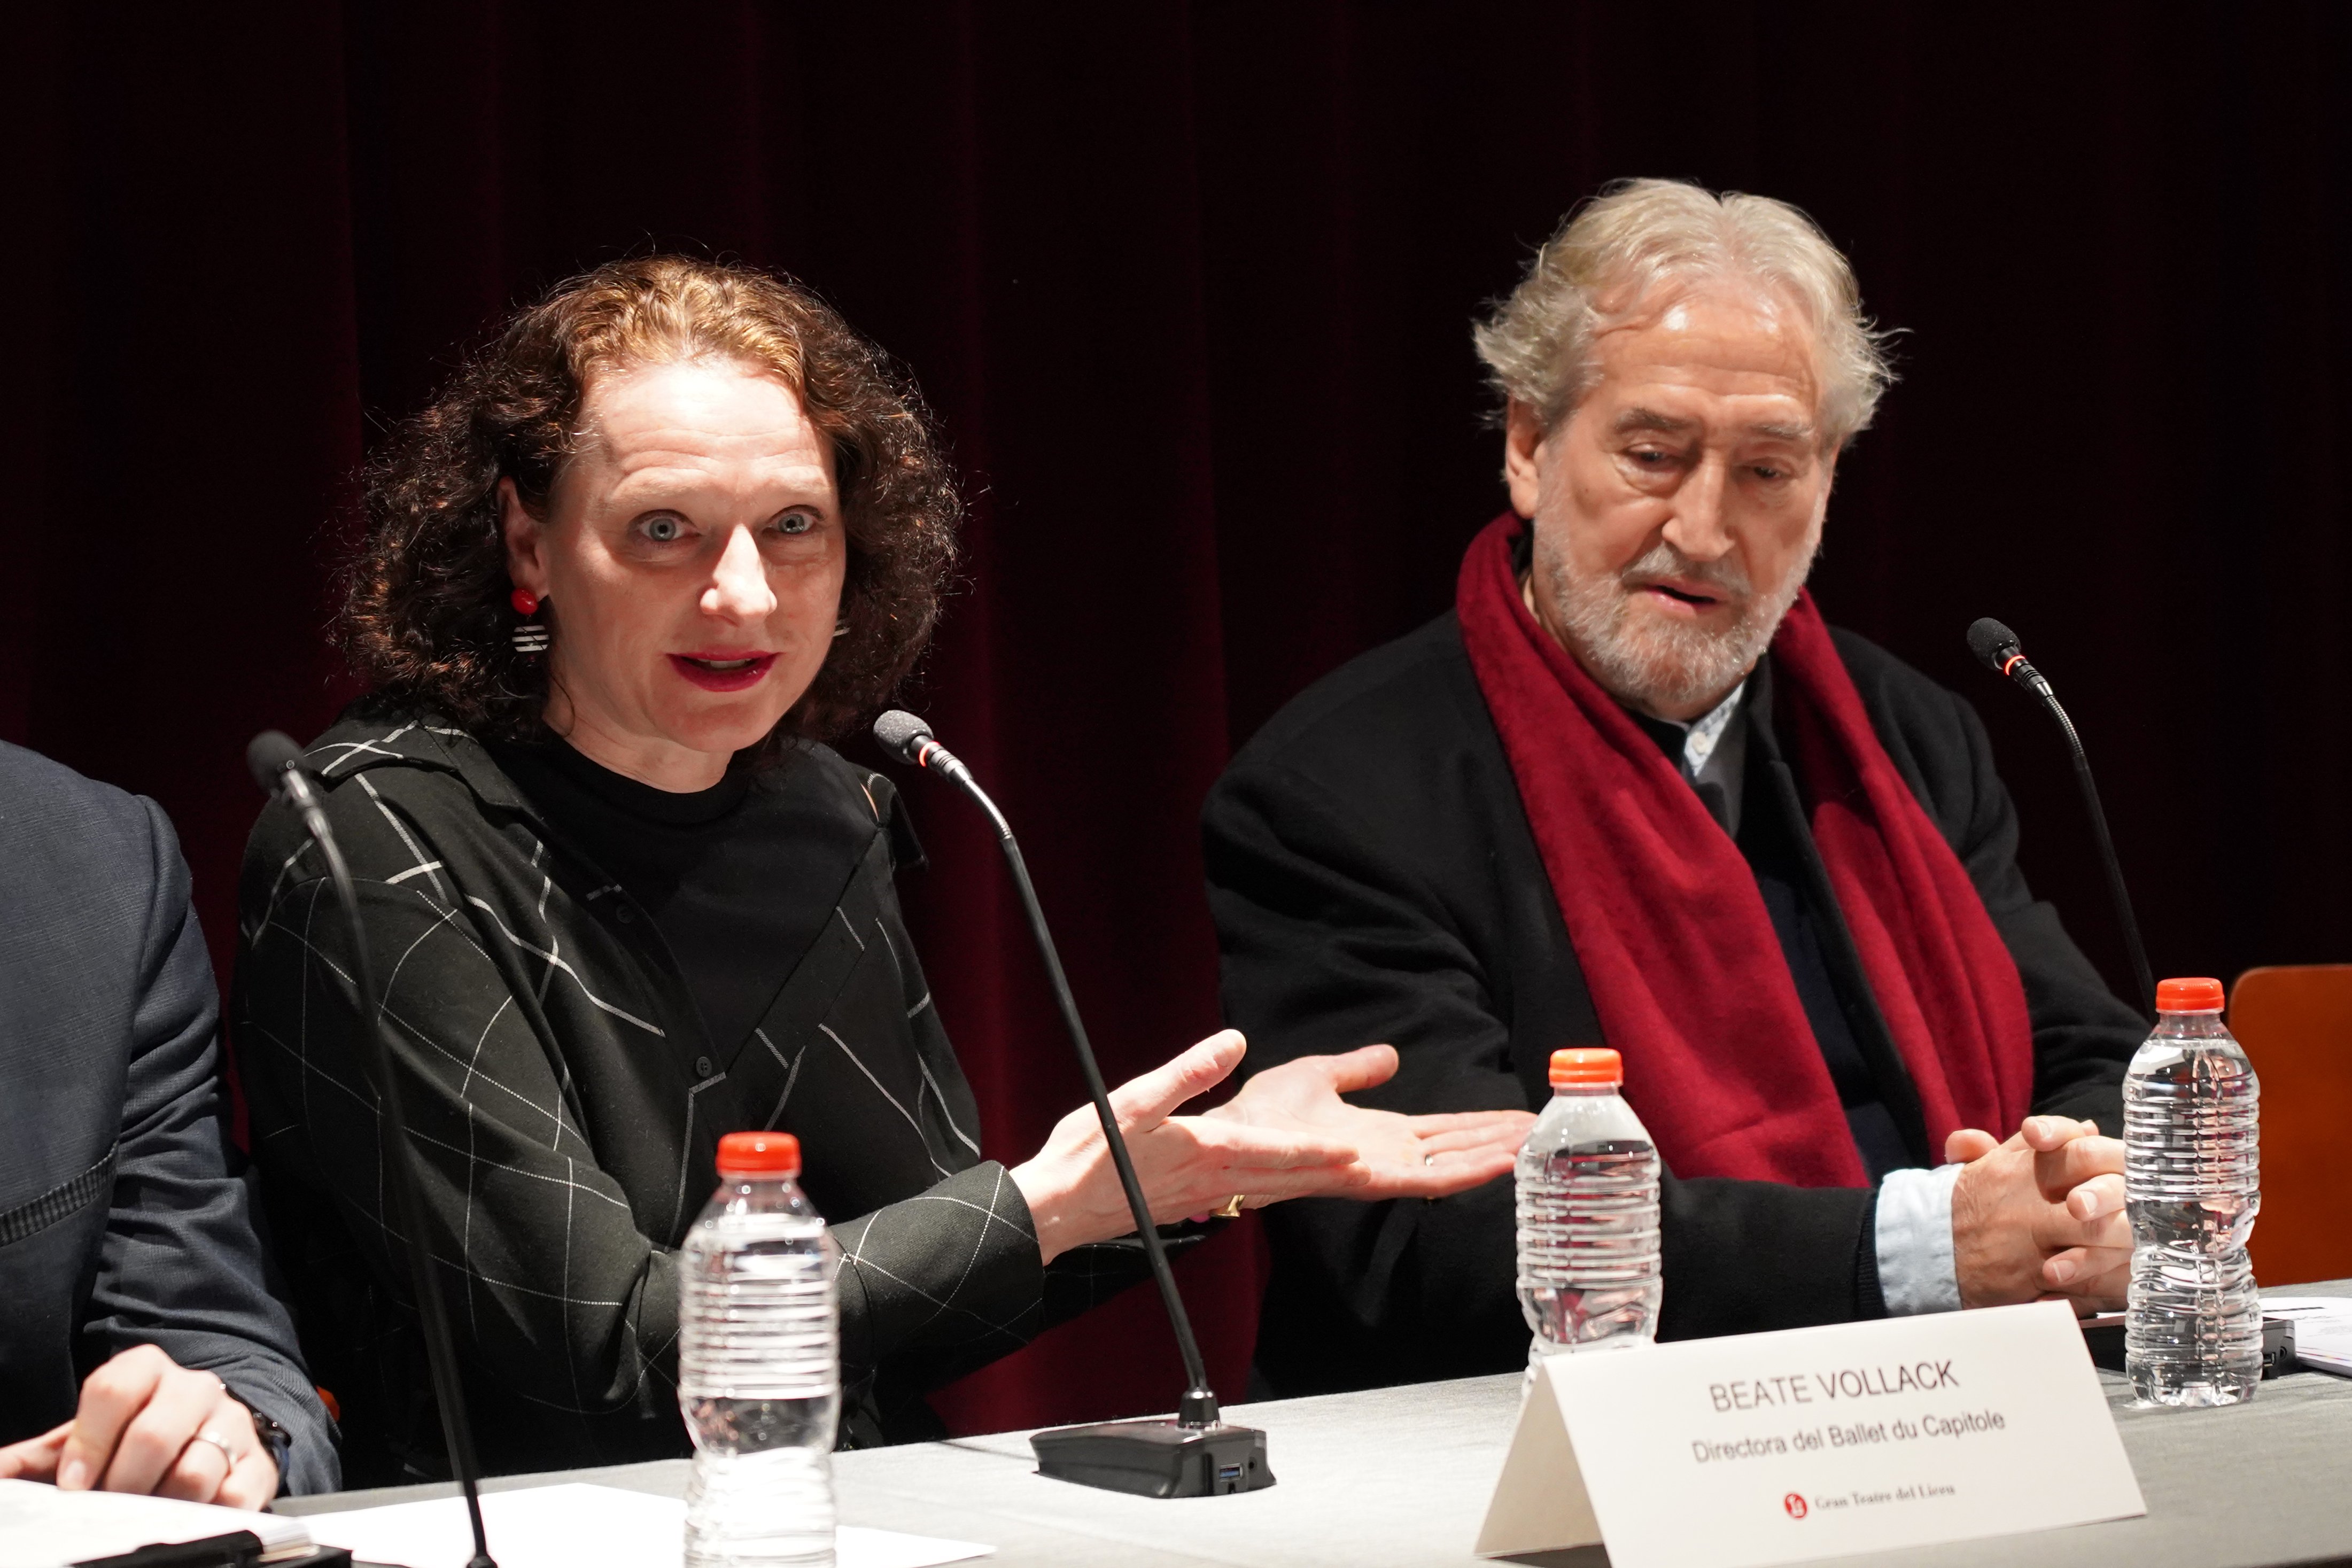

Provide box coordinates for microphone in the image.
[872,710,1272,1498]
[1962,625,2157,1016]
[872,709,976,791]
[246,733,498,1568]
[1965,617,2053,701]
[245,732,333,844]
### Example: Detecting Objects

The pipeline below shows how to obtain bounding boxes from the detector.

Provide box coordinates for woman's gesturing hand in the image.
[0,1345,278,1509]
[1206,1044,1531,1202]
[1012,1030,1374,1263]
[1010,1033,1534,1264]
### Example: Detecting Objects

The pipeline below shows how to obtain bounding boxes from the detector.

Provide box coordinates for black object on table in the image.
[2079,1313,2299,1378]
[72,1532,355,1568]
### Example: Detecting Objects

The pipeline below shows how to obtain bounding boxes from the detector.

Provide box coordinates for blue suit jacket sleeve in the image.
[0,739,337,1495]
[76,797,341,1494]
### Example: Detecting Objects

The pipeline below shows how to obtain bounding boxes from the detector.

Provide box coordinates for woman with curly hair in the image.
[231,257,1526,1482]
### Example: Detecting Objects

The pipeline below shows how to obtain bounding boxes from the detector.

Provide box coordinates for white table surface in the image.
[281,1282,2352,1568]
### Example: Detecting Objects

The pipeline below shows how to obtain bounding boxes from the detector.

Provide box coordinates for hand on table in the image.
[0,1345,277,1509]
[1205,1043,1531,1202]
[1949,1116,2129,1314]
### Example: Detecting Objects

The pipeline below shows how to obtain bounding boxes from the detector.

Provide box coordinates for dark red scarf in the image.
[1456,515,2035,1186]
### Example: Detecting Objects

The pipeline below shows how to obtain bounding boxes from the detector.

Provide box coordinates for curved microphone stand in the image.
[873,710,1273,1499]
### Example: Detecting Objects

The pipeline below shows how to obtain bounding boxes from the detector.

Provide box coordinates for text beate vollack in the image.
[1708,1359,1959,1412]
[1695,1361,2002,1464]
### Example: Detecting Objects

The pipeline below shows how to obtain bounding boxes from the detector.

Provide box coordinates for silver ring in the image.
[1423,1153,1435,1167]
[191,1430,241,1467]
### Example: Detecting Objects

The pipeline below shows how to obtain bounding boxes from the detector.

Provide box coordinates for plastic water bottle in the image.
[2124,976,2262,1408]
[1516,1047,1663,1377]
[680,1131,842,1567]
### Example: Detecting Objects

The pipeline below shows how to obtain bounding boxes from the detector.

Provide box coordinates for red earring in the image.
[510,588,549,655]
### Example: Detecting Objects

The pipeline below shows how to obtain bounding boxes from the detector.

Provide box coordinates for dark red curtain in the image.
[5,3,2348,1437]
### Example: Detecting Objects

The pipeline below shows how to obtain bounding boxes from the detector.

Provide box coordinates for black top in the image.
[0,742,338,1493]
[237,710,1152,1484]
[487,740,861,1058]
[1202,611,2142,1398]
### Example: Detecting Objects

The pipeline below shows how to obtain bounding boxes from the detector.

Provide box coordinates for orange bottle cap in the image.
[2155,977,2225,1013]
[717,1131,801,1177]
[1550,1047,1623,1086]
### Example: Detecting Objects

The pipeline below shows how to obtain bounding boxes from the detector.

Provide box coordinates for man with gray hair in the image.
[1204,179,2145,1395]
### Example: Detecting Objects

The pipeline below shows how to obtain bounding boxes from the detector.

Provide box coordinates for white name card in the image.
[1476,1299,2144,1568]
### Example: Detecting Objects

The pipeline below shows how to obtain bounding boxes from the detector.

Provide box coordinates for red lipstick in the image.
[667,652,778,693]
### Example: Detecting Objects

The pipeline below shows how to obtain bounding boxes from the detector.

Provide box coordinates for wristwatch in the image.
[219,1383,294,1484]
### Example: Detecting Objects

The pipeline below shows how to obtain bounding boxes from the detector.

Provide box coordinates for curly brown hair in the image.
[340,255,960,748]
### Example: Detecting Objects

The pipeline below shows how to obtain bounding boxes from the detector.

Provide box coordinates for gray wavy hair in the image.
[1473,178,1896,447]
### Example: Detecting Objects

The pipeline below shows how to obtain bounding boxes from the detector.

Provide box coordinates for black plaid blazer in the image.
[234,711,1147,1484]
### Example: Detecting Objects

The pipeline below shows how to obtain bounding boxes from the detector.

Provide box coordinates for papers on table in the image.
[300,1482,992,1568]
[0,1478,315,1568]
[2262,1295,2352,1377]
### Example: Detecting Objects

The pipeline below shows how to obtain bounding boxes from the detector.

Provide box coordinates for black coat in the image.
[0,742,337,1492]
[235,713,1148,1483]
[1202,612,2142,1396]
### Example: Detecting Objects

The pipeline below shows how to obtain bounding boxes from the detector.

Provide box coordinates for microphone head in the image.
[1966,617,2023,673]
[245,730,305,793]
[872,709,935,764]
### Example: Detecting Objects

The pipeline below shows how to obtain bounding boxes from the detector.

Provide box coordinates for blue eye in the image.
[776,512,816,536]
[642,515,686,543]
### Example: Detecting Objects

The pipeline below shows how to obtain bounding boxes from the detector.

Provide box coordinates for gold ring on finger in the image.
[1208,1193,1245,1220]
[190,1430,241,1467]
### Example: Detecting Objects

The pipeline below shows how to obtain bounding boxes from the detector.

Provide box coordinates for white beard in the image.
[1539,527,1819,716]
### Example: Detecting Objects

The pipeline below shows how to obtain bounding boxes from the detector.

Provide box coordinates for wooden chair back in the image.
[2229,965,2352,1287]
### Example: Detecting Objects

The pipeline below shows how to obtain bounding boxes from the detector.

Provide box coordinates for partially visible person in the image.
[234,257,1528,1485]
[0,741,338,1504]
[1205,180,2144,1397]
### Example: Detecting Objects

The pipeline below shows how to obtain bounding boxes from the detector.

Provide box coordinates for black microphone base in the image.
[1030,1418,1274,1498]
